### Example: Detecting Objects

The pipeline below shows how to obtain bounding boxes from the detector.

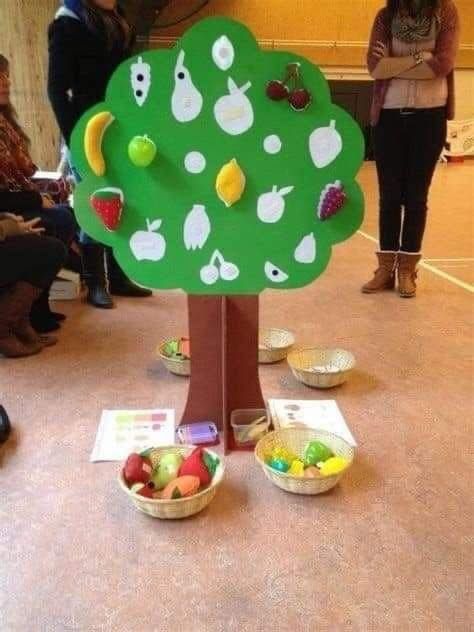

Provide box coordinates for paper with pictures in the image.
[90,409,175,462]
[268,399,356,446]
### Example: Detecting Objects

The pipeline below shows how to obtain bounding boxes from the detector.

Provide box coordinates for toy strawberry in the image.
[90,187,124,231]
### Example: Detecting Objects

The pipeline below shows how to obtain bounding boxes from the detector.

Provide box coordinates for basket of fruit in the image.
[118,445,224,519]
[287,347,355,388]
[157,337,190,376]
[258,328,295,364]
[255,428,354,495]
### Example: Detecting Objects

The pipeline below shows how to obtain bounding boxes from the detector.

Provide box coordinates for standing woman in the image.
[363,0,459,297]
[48,0,151,308]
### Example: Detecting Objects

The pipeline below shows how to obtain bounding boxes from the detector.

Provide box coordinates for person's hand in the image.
[3,213,23,222]
[17,217,45,235]
[422,50,433,62]
[373,41,388,59]
[41,194,54,209]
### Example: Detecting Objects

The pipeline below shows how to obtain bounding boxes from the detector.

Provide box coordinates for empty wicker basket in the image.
[118,445,224,519]
[287,347,355,388]
[157,339,191,377]
[259,328,295,363]
[255,428,354,495]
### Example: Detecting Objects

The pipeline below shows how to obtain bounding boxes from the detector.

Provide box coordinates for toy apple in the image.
[124,453,153,485]
[151,452,183,490]
[130,219,166,261]
[304,441,333,466]
[128,134,157,167]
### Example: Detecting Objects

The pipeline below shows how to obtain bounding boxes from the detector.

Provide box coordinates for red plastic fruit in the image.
[124,453,153,485]
[90,190,123,231]
[266,80,289,101]
[288,88,312,111]
[178,447,211,486]
[130,482,155,498]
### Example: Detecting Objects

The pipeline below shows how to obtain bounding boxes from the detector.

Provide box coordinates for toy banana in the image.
[84,111,115,176]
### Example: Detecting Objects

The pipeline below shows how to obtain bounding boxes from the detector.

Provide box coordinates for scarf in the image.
[392,8,440,43]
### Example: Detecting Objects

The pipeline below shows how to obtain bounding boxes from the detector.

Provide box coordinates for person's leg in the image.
[106,247,152,298]
[362,109,407,293]
[398,107,447,297]
[0,235,66,357]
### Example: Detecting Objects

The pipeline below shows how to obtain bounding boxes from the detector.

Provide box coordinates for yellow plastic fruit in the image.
[215,158,246,207]
[271,446,297,463]
[84,111,115,176]
[288,459,305,476]
[319,456,349,477]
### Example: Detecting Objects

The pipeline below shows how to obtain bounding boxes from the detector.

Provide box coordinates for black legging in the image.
[374,106,447,253]
[0,234,66,289]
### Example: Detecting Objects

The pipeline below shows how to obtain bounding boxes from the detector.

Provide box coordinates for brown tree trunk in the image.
[181,295,265,451]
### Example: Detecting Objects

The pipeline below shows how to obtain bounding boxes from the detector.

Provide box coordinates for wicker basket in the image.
[287,347,355,388]
[118,445,224,519]
[255,428,354,495]
[157,340,191,377]
[259,328,295,364]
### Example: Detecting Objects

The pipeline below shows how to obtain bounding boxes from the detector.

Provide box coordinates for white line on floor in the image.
[423,258,474,262]
[357,230,474,293]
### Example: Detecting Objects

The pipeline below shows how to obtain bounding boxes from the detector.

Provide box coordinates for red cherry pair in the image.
[266,63,312,111]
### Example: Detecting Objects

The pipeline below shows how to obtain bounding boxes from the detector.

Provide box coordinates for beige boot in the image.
[398,253,421,298]
[362,251,397,293]
[0,284,43,358]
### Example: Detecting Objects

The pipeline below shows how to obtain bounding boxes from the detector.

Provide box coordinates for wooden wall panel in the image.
[149,0,474,68]
[1,0,59,169]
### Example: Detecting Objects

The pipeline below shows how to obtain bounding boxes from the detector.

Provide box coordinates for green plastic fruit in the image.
[304,441,333,466]
[128,135,157,167]
[151,454,183,490]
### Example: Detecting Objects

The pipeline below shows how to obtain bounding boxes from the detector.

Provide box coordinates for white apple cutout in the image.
[257,185,294,223]
[309,120,343,169]
[184,204,211,250]
[131,56,151,107]
[294,233,316,263]
[214,78,254,136]
[212,35,235,71]
[171,50,203,123]
[130,219,166,262]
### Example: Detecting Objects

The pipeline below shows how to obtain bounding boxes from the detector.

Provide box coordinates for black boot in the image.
[0,405,11,443]
[81,243,114,309]
[106,248,152,298]
[30,287,61,333]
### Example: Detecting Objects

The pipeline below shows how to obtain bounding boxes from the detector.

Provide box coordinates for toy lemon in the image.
[216,158,246,207]
[318,456,349,477]
[287,459,305,476]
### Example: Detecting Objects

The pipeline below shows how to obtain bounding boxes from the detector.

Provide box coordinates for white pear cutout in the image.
[257,185,294,223]
[212,35,235,71]
[184,204,211,251]
[264,261,289,283]
[214,77,254,136]
[309,120,343,169]
[131,57,151,107]
[130,219,166,261]
[294,233,316,263]
[171,50,203,123]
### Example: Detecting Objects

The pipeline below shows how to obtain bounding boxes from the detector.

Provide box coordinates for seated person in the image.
[0,212,66,358]
[0,55,75,333]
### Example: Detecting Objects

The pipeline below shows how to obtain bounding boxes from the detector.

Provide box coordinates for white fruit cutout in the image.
[309,120,343,169]
[212,35,235,71]
[214,78,254,136]
[130,219,166,261]
[257,185,294,224]
[184,204,211,250]
[263,134,282,154]
[294,233,316,263]
[200,250,240,285]
[131,57,151,107]
[265,261,289,283]
[184,151,206,174]
[171,51,203,123]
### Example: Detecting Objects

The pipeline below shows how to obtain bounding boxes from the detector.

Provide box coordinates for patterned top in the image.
[367,0,459,125]
[0,113,38,192]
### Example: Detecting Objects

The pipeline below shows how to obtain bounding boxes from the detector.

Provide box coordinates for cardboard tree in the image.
[71,17,364,449]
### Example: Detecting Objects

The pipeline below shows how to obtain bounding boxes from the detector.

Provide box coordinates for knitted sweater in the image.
[367,0,459,125]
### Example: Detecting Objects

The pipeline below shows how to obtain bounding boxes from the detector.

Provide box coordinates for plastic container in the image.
[230,409,270,447]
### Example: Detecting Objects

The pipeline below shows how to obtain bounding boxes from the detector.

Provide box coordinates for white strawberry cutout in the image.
[131,57,151,107]
[130,219,166,261]
[171,51,203,123]
[214,78,254,136]
[294,233,316,263]
[184,204,211,250]
[309,120,343,169]
[257,185,294,223]
[212,35,235,71]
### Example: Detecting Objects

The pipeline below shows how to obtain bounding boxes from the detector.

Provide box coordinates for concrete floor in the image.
[0,163,473,631]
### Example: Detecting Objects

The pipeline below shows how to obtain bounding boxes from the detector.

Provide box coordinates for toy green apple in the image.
[128,134,157,167]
